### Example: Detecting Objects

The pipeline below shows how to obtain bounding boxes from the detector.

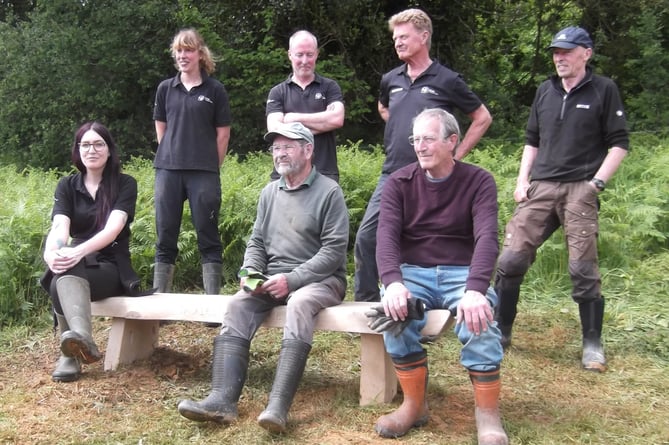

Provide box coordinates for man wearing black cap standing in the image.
[494,26,629,372]
[177,122,349,432]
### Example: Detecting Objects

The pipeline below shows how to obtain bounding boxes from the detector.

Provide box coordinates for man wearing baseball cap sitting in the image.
[177,122,349,432]
[494,26,629,372]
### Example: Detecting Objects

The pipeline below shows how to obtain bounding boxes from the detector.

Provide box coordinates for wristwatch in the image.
[591,177,606,192]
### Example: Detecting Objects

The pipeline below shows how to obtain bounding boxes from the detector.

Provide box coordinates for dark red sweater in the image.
[376,161,499,294]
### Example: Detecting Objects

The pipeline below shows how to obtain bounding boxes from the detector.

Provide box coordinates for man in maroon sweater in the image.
[374,108,507,445]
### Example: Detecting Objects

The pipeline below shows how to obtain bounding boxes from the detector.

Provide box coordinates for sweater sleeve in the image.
[242,185,271,274]
[376,174,405,286]
[285,184,349,291]
[467,170,499,294]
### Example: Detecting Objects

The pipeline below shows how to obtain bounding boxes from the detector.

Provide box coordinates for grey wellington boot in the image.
[56,275,102,364]
[51,313,81,382]
[202,263,222,295]
[153,262,175,293]
[257,339,312,433]
[178,335,250,424]
[202,263,223,328]
[202,263,223,327]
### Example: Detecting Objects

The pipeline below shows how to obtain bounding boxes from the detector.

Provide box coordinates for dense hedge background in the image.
[0,0,667,169]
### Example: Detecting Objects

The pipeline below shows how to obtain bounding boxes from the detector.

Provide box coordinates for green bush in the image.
[1,139,668,332]
[0,166,60,325]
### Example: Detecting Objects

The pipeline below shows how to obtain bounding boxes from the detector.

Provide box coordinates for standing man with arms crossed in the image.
[152,28,231,299]
[354,8,492,302]
[494,26,629,372]
[266,30,345,182]
[177,122,349,433]
[371,108,507,444]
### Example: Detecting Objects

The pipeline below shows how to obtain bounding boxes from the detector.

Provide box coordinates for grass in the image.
[1,284,667,445]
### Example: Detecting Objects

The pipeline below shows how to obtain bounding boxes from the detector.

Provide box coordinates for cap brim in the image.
[264,130,313,145]
[264,130,301,142]
[548,42,579,49]
[263,131,281,142]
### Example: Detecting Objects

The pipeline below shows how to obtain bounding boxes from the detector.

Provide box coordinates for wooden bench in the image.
[91,293,453,406]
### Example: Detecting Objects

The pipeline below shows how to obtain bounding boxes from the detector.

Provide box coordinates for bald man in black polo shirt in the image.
[266,30,345,182]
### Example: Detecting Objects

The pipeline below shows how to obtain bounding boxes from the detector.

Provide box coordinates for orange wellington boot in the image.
[375,355,429,438]
[470,370,509,445]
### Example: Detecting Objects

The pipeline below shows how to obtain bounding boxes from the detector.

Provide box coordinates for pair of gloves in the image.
[365,298,426,337]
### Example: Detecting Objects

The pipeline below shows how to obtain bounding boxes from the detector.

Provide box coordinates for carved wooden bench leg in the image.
[359,333,397,406]
[103,318,159,371]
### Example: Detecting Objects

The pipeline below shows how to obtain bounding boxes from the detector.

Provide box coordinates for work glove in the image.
[239,269,270,293]
[365,298,426,337]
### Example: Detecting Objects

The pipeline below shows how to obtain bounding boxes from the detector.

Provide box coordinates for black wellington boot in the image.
[493,273,522,350]
[178,335,250,423]
[257,339,312,433]
[579,298,607,372]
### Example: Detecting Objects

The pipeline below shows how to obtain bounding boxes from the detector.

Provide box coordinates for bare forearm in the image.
[283,102,344,135]
[216,126,231,167]
[592,147,627,182]
[378,102,389,122]
[517,145,538,184]
[454,105,492,160]
[155,121,166,144]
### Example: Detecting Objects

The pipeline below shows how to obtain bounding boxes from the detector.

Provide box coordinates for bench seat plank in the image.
[91,293,453,406]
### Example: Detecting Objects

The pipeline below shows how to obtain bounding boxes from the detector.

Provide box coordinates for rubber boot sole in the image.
[61,330,102,364]
[177,399,237,424]
[258,410,287,433]
[375,414,428,438]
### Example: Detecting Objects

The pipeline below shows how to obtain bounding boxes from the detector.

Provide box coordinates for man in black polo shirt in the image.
[152,28,231,303]
[266,30,345,182]
[353,8,493,302]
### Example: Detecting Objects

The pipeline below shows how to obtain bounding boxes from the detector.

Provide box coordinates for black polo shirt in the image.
[153,71,232,172]
[52,173,136,257]
[266,73,344,177]
[379,61,483,173]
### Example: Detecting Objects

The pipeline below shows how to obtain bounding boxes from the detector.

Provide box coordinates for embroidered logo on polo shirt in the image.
[616,110,623,117]
[576,104,590,109]
[315,92,325,100]
[198,95,213,104]
[421,86,438,96]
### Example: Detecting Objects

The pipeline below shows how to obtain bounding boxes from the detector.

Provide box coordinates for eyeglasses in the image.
[408,135,440,146]
[268,144,301,154]
[79,141,107,152]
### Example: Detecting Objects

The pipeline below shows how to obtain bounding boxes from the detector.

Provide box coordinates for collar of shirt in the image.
[278,166,318,191]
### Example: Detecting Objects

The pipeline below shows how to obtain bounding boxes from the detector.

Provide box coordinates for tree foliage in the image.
[0,0,177,168]
[0,0,667,169]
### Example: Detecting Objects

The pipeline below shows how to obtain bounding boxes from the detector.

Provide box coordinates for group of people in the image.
[41,7,628,444]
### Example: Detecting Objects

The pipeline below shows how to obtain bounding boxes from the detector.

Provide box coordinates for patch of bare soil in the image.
[2,319,496,444]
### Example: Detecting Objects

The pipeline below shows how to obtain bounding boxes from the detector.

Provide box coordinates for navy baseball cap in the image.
[548,26,593,49]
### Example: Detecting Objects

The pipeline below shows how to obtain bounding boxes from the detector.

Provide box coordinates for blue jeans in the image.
[383,264,503,372]
[353,173,389,302]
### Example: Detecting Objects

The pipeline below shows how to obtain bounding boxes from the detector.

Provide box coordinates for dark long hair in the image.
[71,122,122,230]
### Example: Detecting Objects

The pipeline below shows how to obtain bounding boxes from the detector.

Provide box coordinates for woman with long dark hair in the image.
[41,121,149,382]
